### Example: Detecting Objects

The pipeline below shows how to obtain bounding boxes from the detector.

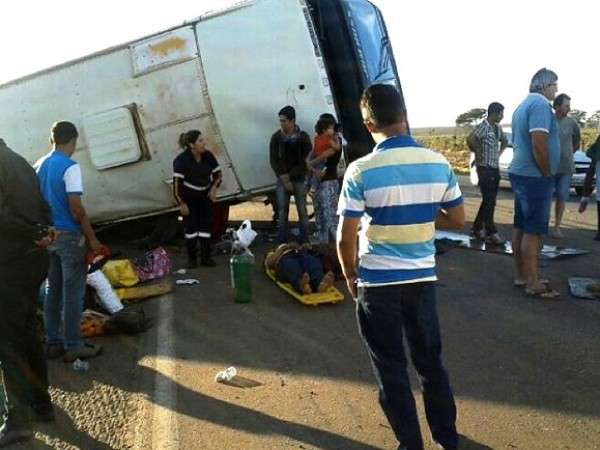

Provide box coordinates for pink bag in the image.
[134,247,172,282]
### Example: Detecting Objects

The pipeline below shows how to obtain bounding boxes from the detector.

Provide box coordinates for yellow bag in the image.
[115,280,173,302]
[101,260,140,288]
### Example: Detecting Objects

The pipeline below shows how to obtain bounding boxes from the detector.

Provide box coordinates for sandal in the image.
[514,279,549,288]
[525,286,560,300]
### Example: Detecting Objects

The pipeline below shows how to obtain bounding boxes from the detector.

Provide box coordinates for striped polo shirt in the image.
[337,135,463,286]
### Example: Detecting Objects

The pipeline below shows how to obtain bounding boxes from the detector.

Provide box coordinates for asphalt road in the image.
[12,180,600,450]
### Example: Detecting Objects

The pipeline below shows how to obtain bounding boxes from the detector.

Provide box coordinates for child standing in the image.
[306,119,337,195]
[579,134,600,239]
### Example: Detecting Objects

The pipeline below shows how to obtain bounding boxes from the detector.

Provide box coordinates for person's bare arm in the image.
[336,216,361,298]
[209,171,223,202]
[435,204,465,230]
[68,194,101,250]
[531,131,551,177]
[305,149,315,168]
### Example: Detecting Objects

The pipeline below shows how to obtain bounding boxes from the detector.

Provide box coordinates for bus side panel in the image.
[0,35,241,223]
[195,0,336,193]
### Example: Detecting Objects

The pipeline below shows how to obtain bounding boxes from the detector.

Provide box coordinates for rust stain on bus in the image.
[149,37,187,56]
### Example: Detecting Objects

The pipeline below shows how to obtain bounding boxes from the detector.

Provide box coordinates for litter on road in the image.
[215,366,238,383]
[568,277,600,300]
[175,279,200,285]
[435,231,591,260]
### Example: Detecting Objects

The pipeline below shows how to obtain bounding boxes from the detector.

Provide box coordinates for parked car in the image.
[498,128,592,196]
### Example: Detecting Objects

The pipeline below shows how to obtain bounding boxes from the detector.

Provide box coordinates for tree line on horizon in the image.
[456,108,600,129]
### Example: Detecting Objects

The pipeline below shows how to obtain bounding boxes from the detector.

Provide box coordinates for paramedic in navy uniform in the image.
[173,130,222,268]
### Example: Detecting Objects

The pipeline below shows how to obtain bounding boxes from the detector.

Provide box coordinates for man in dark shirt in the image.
[0,139,56,447]
[269,106,312,243]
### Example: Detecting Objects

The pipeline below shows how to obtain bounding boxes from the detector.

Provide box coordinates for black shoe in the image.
[0,421,33,448]
[46,343,65,360]
[200,257,217,267]
[31,402,55,423]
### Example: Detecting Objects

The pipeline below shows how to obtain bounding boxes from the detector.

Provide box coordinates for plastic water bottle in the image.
[215,366,237,382]
[72,359,89,372]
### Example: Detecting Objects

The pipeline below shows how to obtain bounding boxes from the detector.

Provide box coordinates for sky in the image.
[0,0,598,128]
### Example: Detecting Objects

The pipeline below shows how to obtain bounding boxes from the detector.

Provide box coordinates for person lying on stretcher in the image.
[265,243,335,295]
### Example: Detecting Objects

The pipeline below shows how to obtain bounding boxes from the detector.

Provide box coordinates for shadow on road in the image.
[144,365,382,450]
[36,212,600,448]
[459,435,493,449]
[20,406,114,450]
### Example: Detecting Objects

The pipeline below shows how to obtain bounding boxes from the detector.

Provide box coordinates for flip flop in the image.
[525,286,560,300]
[514,279,549,288]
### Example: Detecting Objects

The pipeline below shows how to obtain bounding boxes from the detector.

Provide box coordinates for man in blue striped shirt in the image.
[337,84,465,450]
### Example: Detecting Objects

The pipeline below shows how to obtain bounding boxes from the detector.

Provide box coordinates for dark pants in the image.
[183,194,212,261]
[275,252,324,293]
[473,166,500,235]
[356,282,457,450]
[0,252,50,426]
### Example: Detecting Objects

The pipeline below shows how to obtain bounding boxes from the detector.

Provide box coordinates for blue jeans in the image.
[356,282,457,450]
[45,231,87,350]
[276,178,310,244]
[275,252,324,293]
[509,173,553,235]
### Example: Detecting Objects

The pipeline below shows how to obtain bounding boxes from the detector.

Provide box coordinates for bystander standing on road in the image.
[173,129,222,268]
[269,106,312,244]
[307,115,342,243]
[550,93,581,238]
[36,121,103,362]
[467,102,509,244]
[509,68,561,299]
[0,139,57,447]
[337,84,465,450]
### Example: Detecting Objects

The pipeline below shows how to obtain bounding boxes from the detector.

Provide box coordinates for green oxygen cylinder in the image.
[230,250,254,303]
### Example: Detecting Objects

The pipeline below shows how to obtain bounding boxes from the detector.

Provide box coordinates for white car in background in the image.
[498,127,591,196]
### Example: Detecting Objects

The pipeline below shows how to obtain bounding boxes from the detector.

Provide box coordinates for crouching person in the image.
[0,139,56,447]
[36,121,103,363]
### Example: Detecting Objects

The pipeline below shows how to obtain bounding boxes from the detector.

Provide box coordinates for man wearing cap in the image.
[509,68,561,299]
